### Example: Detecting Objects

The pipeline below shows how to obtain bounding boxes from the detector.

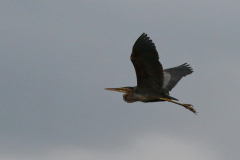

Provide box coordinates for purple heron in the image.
[105,33,196,114]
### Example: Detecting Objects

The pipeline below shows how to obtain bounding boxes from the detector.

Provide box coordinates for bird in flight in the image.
[105,33,196,114]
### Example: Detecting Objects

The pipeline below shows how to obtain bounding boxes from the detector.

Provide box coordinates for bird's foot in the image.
[160,98,197,114]
[182,104,197,114]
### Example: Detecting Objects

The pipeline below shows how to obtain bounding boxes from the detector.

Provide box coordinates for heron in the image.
[105,33,196,114]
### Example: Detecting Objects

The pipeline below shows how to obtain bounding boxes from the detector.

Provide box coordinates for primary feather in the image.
[163,63,193,92]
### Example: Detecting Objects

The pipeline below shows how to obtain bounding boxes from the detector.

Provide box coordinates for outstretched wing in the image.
[163,63,193,92]
[131,33,164,92]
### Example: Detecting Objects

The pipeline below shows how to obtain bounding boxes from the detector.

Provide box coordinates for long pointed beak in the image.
[105,88,126,93]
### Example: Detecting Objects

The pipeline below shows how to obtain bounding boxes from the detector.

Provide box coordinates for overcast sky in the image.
[1,0,240,159]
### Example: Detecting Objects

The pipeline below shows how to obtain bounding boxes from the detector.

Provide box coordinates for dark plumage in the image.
[105,33,196,114]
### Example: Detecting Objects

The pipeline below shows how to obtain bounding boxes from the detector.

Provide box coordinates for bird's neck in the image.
[123,89,136,103]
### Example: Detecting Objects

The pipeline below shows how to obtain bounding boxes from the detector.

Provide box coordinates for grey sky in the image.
[1,0,240,159]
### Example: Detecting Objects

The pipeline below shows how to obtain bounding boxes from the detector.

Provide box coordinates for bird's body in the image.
[105,33,196,114]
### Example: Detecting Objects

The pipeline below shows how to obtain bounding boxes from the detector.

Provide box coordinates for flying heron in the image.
[105,33,196,114]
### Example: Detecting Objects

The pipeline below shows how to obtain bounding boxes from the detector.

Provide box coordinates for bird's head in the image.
[105,87,134,93]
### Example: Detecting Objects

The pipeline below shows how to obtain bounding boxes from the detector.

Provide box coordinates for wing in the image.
[163,63,193,92]
[131,33,164,92]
